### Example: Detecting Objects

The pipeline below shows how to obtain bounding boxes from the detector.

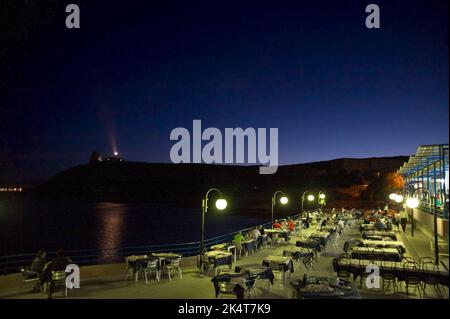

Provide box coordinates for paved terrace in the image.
[0,220,448,299]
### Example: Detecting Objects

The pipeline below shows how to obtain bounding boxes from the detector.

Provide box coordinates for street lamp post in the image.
[318,191,326,209]
[271,191,288,227]
[301,191,315,219]
[200,188,227,271]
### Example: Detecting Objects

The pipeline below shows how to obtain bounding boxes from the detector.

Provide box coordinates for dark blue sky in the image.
[0,0,448,182]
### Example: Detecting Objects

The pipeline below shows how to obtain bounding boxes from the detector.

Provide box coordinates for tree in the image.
[361,172,404,201]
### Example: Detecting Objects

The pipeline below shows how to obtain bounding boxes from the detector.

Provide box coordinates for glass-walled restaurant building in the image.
[397,144,449,242]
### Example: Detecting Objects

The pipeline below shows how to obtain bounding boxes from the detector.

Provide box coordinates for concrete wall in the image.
[412,207,449,242]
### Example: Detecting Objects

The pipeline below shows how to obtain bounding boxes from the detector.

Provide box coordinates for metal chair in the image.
[337,255,352,279]
[331,234,340,250]
[245,275,260,299]
[200,254,213,274]
[418,257,435,265]
[403,262,423,298]
[144,258,160,284]
[337,269,351,281]
[164,257,182,281]
[381,260,398,293]
[357,259,371,289]
[122,257,134,280]
[302,255,314,272]
[48,270,68,298]
[217,281,237,299]
[20,268,42,293]
[268,262,285,288]
[402,256,416,264]
[420,262,442,298]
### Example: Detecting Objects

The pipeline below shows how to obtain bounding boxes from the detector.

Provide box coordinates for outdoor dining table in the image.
[332,258,450,286]
[210,271,248,299]
[359,223,375,232]
[151,252,181,259]
[360,239,406,254]
[308,231,331,246]
[151,252,181,262]
[343,238,363,252]
[290,276,361,299]
[262,255,294,284]
[283,247,315,261]
[210,243,237,263]
[264,228,290,243]
[296,239,321,251]
[210,243,228,251]
[362,231,397,241]
[150,252,181,271]
[234,264,275,285]
[204,251,233,274]
[362,235,393,241]
[125,255,149,281]
[350,247,403,262]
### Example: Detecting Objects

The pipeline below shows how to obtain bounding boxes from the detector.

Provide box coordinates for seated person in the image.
[259,226,265,236]
[28,250,47,277]
[385,220,393,231]
[42,249,73,290]
[374,219,387,231]
[233,232,245,256]
[251,227,261,239]
[287,219,295,232]
[273,220,282,229]
[24,250,47,292]
[233,231,245,244]
[320,218,329,228]
[51,249,72,271]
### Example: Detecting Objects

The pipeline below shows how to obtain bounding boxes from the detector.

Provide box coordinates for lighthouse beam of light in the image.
[99,102,118,157]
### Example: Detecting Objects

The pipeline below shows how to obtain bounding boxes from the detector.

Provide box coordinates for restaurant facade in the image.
[397,144,449,251]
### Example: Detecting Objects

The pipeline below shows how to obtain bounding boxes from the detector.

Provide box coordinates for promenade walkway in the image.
[0,221,447,299]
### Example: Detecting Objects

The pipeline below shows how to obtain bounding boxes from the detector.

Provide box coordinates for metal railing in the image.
[0,213,302,275]
[418,202,449,219]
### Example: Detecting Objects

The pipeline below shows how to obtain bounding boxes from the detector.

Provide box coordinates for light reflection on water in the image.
[0,197,269,257]
[94,202,125,263]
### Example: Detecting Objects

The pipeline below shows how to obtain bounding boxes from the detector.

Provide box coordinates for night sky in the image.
[0,0,448,183]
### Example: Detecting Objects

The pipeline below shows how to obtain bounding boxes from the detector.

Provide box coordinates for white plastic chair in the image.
[164,257,182,281]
